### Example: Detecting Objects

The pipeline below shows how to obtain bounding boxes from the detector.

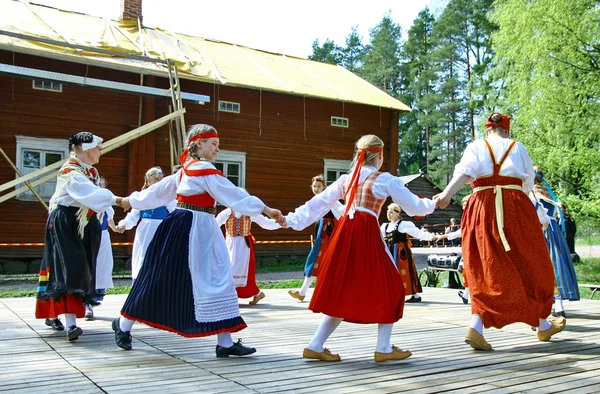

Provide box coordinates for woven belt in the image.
[176,202,216,215]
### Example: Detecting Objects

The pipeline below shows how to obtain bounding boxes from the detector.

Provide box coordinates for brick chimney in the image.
[120,0,143,23]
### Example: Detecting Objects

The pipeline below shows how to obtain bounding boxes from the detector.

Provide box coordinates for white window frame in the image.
[218,100,241,113]
[32,79,63,92]
[15,136,69,201]
[331,116,349,128]
[214,150,246,188]
[324,158,352,186]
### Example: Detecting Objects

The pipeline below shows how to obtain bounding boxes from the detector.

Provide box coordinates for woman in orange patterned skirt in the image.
[284,135,437,362]
[435,112,565,350]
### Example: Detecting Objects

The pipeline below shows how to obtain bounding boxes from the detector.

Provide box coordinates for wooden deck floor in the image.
[1,288,599,393]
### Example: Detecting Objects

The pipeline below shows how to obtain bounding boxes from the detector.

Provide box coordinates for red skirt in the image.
[396,244,422,296]
[309,211,405,324]
[236,236,260,299]
[35,294,85,319]
[462,189,554,328]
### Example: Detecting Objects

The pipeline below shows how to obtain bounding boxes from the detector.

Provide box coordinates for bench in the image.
[579,284,600,299]
[419,267,463,288]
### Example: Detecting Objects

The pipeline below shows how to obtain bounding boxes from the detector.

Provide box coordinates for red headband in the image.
[485,113,511,132]
[179,131,219,164]
[343,147,384,216]
[312,177,325,186]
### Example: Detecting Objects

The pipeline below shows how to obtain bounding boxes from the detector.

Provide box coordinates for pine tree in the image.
[340,26,365,73]
[308,39,342,64]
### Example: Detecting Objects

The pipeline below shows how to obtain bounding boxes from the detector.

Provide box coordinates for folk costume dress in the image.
[120,159,267,337]
[36,154,117,319]
[286,165,436,324]
[303,204,343,278]
[216,209,279,298]
[95,207,115,292]
[118,200,177,280]
[380,220,434,297]
[456,136,555,329]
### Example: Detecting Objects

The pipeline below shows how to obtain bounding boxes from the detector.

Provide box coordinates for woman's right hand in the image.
[263,206,286,227]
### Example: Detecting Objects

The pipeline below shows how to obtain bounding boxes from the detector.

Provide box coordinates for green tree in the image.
[340,26,366,73]
[308,38,342,64]
[489,0,600,218]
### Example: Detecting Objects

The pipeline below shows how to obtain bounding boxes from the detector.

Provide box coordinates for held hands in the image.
[264,206,287,228]
[114,223,127,233]
[432,191,452,209]
[116,197,131,212]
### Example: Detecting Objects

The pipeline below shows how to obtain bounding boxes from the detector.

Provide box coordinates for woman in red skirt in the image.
[435,112,565,351]
[284,135,437,362]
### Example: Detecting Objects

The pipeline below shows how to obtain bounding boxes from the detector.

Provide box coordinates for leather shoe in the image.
[551,310,567,318]
[216,339,256,358]
[302,347,341,362]
[249,292,265,305]
[465,328,492,350]
[112,317,132,350]
[537,316,566,342]
[405,295,422,303]
[458,291,469,304]
[45,318,65,331]
[374,346,412,362]
[67,325,83,341]
[288,290,305,302]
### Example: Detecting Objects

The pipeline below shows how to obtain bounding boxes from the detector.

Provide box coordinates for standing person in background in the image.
[288,175,342,302]
[216,208,280,305]
[36,132,125,341]
[112,124,284,358]
[116,167,177,284]
[85,177,119,320]
[381,203,439,303]
[435,112,565,351]
[284,134,437,363]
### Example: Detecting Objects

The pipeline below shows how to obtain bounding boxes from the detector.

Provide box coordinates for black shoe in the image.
[405,296,422,303]
[458,291,469,304]
[215,339,256,358]
[112,317,132,351]
[45,318,65,331]
[67,325,83,341]
[551,311,567,319]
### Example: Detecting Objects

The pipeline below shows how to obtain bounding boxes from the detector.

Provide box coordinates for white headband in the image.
[81,135,103,151]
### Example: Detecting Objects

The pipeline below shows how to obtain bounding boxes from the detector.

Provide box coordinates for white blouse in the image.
[128,161,265,217]
[52,172,116,212]
[216,208,280,231]
[286,165,436,231]
[453,135,536,192]
[380,220,435,241]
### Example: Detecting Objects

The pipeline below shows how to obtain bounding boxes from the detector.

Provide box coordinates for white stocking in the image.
[307,315,343,352]
[119,316,135,332]
[376,324,393,353]
[217,332,234,348]
[64,313,76,328]
[538,319,552,331]
[470,315,484,335]
[299,276,314,296]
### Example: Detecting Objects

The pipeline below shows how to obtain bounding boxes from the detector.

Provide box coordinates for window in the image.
[213,150,246,188]
[15,136,68,201]
[32,79,62,92]
[218,100,240,113]
[331,116,349,128]
[324,159,351,186]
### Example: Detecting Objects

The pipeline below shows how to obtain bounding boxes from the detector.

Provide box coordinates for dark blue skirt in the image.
[121,209,246,337]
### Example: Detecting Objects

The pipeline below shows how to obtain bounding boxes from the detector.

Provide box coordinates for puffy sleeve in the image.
[215,208,231,227]
[518,142,536,193]
[66,174,116,212]
[105,206,115,221]
[398,221,435,241]
[119,209,141,230]
[129,174,179,211]
[166,200,178,213]
[453,142,479,180]
[446,229,462,241]
[377,173,436,217]
[285,176,345,231]
[251,214,280,230]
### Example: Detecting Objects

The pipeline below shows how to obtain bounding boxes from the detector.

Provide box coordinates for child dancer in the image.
[36,132,124,341]
[381,203,439,303]
[288,175,342,302]
[216,208,280,305]
[116,167,177,283]
[284,134,437,362]
[113,124,284,357]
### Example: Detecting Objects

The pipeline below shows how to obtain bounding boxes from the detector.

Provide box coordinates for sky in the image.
[31,0,446,58]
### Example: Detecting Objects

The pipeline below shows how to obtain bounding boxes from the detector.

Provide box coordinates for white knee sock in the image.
[538,319,552,331]
[119,316,135,332]
[376,324,394,353]
[307,315,343,352]
[470,315,484,335]
[463,287,470,300]
[554,297,564,313]
[217,332,234,348]
[299,276,314,296]
[64,313,76,328]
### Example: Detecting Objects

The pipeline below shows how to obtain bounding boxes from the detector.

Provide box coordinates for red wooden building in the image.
[0,0,450,264]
